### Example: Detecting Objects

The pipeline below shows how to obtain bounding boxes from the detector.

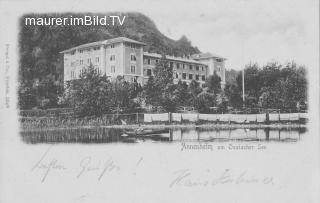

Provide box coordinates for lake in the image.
[21,127,306,144]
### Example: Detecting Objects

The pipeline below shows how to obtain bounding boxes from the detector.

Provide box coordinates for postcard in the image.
[0,0,319,202]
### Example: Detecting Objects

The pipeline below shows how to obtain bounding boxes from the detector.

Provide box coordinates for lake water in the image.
[21,127,306,144]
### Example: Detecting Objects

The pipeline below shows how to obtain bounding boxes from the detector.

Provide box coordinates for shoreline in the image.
[20,123,307,132]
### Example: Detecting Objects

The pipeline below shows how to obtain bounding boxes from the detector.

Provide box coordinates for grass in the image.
[20,115,307,132]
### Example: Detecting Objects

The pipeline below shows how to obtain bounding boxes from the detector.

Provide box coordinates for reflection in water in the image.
[21,127,306,144]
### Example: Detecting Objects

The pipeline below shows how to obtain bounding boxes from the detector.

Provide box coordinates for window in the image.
[175,72,179,78]
[196,75,199,80]
[111,44,115,49]
[130,44,136,49]
[182,73,186,79]
[189,74,193,80]
[216,58,223,62]
[80,60,83,65]
[170,62,173,68]
[87,58,91,64]
[93,47,100,51]
[130,65,136,73]
[110,55,115,61]
[95,57,99,63]
[147,69,152,76]
[147,58,151,65]
[189,65,193,70]
[202,66,204,71]
[176,63,180,69]
[131,54,136,61]
[196,66,199,71]
[79,50,83,53]
[202,75,205,81]
[183,64,185,69]
[155,59,159,64]
[111,65,115,73]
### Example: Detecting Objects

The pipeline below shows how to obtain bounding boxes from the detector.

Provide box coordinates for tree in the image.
[205,71,221,94]
[143,76,160,105]
[173,80,190,106]
[152,55,176,111]
[225,83,243,108]
[188,80,203,108]
[153,55,173,89]
[195,91,216,113]
[63,64,112,116]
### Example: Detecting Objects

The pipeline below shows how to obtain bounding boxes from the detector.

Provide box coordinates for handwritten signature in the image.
[169,168,274,188]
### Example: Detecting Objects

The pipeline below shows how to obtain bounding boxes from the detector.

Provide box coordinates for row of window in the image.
[68,54,138,65]
[126,43,139,49]
[179,73,206,81]
[145,58,159,65]
[110,65,136,74]
[145,68,205,81]
[70,44,118,55]
[110,54,136,62]
[70,68,101,79]
[171,62,205,71]
[70,57,100,67]
[144,58,206,72]
[78,47,101,54]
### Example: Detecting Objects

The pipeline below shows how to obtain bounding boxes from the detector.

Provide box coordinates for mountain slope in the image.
[18,12,201,109]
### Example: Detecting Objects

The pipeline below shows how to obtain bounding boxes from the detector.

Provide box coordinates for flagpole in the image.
[242,68,245,108]
[242,39,245,109]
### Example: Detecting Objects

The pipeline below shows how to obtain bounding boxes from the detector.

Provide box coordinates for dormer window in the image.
[111,44,115,49]
[110,55,115,61]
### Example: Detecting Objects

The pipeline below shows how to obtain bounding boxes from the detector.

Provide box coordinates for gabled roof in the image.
[60,37,146,53]
[191,52,227,60]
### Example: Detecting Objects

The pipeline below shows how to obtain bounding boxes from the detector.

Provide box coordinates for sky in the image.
[141,0,318,70]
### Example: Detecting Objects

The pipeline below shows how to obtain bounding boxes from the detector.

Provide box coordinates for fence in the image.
[20,108,308,126]
[143,112,308,124]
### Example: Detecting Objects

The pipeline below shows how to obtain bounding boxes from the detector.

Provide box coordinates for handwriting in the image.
[31,145,67,183]
[170,168,274,188]
[98,158,120,181]
[77,157,101,178]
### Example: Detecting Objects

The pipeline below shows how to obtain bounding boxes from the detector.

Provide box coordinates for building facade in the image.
[61,37,226,88]
[191,53,227,88]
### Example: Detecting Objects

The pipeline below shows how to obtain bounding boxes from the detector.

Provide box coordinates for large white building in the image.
[60,37,226,88]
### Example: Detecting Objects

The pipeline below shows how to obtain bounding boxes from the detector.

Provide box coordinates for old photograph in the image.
[0,0,319,202]
[19,13,308,144]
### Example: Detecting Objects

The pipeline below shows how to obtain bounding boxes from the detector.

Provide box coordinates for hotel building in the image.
[60,37,226,88]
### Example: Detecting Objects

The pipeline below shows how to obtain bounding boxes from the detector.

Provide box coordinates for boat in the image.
[123,129,169,136]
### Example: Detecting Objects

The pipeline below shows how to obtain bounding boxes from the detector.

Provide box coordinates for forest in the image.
[18,13,307,114]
